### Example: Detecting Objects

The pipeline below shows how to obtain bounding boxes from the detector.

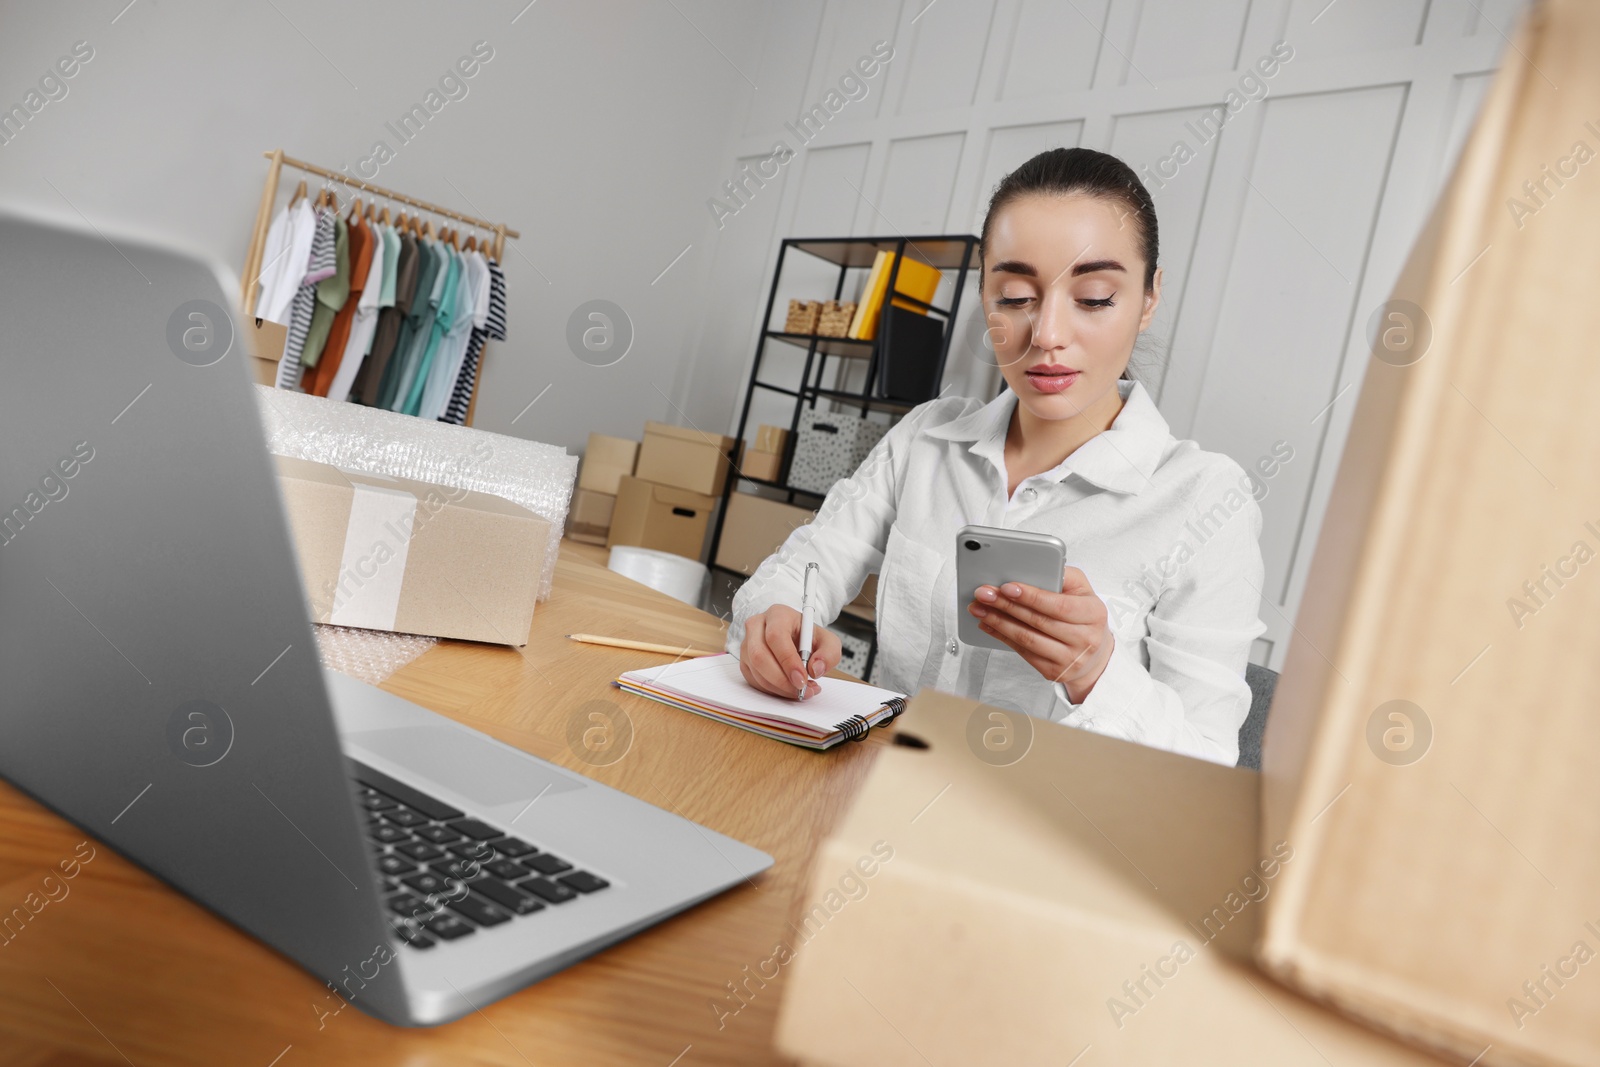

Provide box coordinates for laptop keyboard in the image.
[350,760,611,950]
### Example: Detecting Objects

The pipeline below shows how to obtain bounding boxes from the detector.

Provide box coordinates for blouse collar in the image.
[924,377,1173,495]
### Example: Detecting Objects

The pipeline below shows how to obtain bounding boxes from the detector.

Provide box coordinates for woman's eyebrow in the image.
[988,258,1126,277]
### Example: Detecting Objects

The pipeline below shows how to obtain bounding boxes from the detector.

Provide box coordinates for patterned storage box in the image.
[785,299,821,334]
[816,300,857,337]
[788,407,888,495]
[836,630,872,679]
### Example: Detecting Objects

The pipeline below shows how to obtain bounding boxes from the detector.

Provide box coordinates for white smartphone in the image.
[955,524,1068,651]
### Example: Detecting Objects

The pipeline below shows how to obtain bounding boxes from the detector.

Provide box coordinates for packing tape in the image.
[329,481,419,631]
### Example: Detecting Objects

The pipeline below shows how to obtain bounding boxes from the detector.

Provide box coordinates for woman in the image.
[728,147,1266,766]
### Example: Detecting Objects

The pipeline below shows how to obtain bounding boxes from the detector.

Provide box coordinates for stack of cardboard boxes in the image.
[567,433,637,546]
[741,423,787,483]
[606,422,736,561]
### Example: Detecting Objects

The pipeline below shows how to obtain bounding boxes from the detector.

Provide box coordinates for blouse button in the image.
[1020,487,1037,502]
[947,640,959,655]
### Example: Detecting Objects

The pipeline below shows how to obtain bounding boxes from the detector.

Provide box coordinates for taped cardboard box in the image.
[635,421,737,497]
[254,385,574,603]
[773,689,1448,1067]
[755,424,789,454]
[273,455,548,646]
[577,433,638,495]
[606,474,715,561]
[1256,4,1600,1065]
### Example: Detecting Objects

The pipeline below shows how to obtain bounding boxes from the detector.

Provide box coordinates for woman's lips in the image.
[1024,367,1080,394]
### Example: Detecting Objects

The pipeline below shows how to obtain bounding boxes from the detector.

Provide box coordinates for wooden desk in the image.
[0,541,888,1066]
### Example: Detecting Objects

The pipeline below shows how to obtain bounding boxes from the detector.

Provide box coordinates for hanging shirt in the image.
[418,250,486,419]
[378,223,400,308]
[274,207,337,390]
[325,219,387,403]
[254,197,316,325]
[306,214,374,395]
[725,378,1268,767]
[398,246,460,416]
[357,232,418,406]
[443,257,505,425]
[377,238,441,410]
[300,214,350,369]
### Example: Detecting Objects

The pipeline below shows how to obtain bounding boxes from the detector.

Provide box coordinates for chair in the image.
[1237,663,1279,771]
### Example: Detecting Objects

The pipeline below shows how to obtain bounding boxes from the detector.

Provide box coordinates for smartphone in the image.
[955,524,1068,651]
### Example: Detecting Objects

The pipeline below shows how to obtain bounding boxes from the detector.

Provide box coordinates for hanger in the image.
[464,230,477,252]
[378,199,390,226]
[289,178,308,206]
[423,217,436,240]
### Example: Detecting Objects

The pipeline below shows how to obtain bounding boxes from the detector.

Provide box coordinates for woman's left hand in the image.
[967,565,1114,704]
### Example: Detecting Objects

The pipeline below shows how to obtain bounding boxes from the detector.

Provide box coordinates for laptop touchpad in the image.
[346,725,587,807]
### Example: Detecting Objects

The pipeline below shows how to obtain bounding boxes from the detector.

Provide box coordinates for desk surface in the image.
[0,540,888,1066]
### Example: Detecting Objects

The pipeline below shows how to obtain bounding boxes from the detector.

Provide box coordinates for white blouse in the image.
[726,378,1267,766]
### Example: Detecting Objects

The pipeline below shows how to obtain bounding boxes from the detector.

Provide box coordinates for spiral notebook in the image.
[614,653,907,750]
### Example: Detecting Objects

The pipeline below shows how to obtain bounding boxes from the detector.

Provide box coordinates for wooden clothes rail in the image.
[240,148,521,427]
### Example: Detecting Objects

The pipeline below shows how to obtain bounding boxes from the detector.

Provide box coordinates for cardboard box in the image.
[246,318,287,387]
[755,424,790,454]
[1255,6,1600,1066]
[742,449,783,483]
[772,689,1450,1066]
[576,433,638,495]
[713,491,815,577]
[606,474,715,561]
[567,487,615,543]
[273,456,548,645]
[247,317,287,361]
[635,421,737,497]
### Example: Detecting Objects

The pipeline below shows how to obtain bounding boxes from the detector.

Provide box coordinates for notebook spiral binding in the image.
[834,697,908,744]
[835,715,872,743]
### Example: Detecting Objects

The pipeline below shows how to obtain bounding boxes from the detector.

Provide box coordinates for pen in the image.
[798,562,817,699]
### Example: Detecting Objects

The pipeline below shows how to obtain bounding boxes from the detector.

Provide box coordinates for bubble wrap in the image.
[254,385,576,601]
[313,624,437,686]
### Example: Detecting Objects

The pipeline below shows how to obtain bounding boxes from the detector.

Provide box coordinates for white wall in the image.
[687,0,1530,669]
[0,0,1534,668]
[0,0,766,454]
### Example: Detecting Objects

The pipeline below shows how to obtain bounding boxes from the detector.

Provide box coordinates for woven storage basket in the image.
[784,299,821,334]
[817,300,857,337]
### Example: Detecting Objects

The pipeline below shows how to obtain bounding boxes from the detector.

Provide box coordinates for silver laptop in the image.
[0,208,772,1026]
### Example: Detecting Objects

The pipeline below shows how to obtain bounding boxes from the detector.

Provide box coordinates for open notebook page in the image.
[620,653,905,733]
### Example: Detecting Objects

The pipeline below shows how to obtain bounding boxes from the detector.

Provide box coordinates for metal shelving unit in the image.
[706,233,980,677]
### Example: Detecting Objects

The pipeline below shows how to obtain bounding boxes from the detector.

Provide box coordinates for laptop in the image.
[0,208,772,1026]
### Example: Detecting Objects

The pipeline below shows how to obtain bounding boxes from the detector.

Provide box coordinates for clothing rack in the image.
[240,148,521,426]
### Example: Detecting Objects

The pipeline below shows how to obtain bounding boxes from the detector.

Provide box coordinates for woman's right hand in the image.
[738,604,841,700]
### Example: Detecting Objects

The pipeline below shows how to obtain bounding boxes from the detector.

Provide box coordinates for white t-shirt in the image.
[254,199,316,325]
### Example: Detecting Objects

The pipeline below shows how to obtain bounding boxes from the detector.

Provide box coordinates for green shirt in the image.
[301,215,349,369]
[401,248,461,416]
[377,238,439,409]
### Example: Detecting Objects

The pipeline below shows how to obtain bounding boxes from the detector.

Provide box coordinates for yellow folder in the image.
[847,252,943,340]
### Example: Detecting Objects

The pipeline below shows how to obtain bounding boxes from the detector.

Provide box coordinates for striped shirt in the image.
[274,208,337,390]
[442,258,506,425]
